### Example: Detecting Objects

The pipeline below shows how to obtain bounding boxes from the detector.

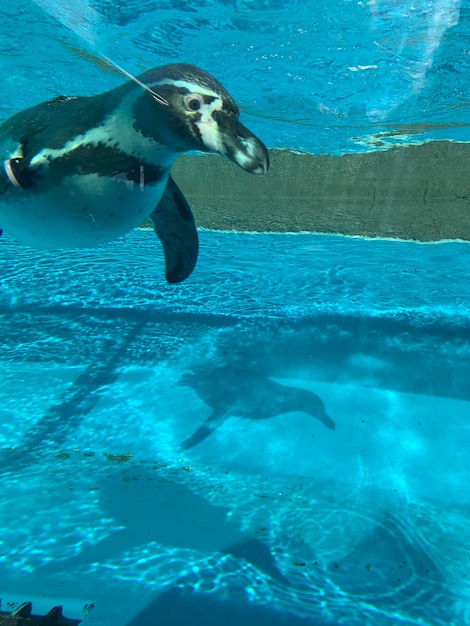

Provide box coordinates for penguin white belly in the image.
[0,173,168,249]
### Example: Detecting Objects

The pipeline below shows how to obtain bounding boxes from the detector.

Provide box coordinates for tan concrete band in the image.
[168,141,470,241]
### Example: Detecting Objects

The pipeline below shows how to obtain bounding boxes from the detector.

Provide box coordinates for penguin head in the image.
[134,64,269,174]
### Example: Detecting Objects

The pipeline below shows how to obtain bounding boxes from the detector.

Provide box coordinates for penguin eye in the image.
[184,95,203,112]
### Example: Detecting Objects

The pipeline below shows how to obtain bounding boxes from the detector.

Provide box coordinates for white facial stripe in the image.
[192,98,226,152]
[196,123,223,153]
[30,88,175,170]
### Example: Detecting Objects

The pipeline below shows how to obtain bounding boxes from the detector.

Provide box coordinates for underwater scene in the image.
[1,1,470,625]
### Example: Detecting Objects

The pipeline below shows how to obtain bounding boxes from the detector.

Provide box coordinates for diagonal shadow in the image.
[0,320,146,473]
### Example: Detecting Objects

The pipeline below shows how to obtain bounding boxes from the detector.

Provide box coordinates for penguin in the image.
[179,364,335,449]
[0,63,269,283]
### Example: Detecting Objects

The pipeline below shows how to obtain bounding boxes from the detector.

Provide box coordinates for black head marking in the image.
[138,64,239,113]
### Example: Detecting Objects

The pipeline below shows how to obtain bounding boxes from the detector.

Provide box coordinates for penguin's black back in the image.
[0,83,132,158]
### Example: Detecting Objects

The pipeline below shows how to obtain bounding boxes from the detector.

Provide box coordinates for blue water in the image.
[1,231,470,624]
[2,0,470,153]
[1,1,470,625]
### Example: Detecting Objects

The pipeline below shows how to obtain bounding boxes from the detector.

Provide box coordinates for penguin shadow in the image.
[123,512,454,626]
[126,585,329,626]
[179,362,335,450]
[38,467,289,587]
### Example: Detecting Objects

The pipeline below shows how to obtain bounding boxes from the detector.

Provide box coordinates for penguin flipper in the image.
[180,424,216,450]
[149,176,199,284]
[180,409,227,450]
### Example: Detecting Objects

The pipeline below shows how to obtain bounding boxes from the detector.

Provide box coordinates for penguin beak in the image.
[207,112,269,174]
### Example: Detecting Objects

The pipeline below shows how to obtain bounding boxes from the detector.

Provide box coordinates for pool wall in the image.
[170,141,470,241]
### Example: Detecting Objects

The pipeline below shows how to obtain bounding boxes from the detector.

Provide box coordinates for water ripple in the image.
[1,230,469,326]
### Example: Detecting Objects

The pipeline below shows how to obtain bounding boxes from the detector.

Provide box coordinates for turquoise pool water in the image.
[1,231,470,624]
[2,0,470,153]
[1,1,470,625]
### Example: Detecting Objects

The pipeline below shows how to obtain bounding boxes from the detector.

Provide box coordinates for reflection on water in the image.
[179,363,335,450]
[3,0,470,152]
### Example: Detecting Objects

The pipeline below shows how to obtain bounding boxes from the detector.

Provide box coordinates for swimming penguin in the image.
[179,364,335,449]
[0,64,269,282]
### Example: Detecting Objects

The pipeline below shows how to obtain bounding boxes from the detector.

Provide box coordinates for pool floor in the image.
[1,230,470,625]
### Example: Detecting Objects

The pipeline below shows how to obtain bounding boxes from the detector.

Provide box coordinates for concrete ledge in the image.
[169,141,470,241]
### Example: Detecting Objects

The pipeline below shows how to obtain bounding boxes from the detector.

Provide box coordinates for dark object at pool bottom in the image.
[0,603,81,625]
